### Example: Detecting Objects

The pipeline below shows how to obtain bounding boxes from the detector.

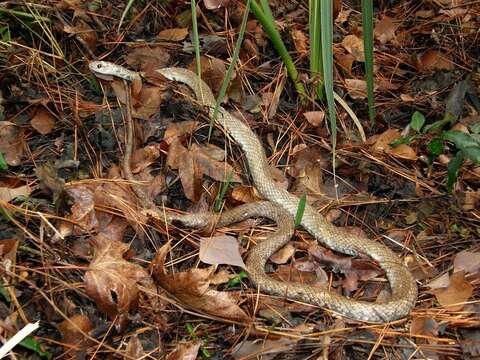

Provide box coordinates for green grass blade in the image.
[294,194,307,228]
[214,171,233,212]
[118,0,135,32]
[190,0,202,78]
[309,0,323,99]
[320,0,336,152]
[250,0,306,98]
[447,151,464,193]
[208,0,251,140]
[361,0,376,126]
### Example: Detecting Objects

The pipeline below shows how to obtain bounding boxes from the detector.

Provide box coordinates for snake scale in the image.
[89,61,417,323]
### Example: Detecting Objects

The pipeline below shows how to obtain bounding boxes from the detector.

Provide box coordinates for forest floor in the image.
[0,0,479,359]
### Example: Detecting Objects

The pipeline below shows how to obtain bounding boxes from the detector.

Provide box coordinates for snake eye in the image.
[96,63,102,68]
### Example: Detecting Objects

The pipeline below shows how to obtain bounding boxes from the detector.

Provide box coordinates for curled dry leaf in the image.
[30,107,56,135]
[432,271,473,311]
[231,185,260,204]
[164,120,199,144]
[166,340,202,360]
[291,29,308,55]
[270,243,295,264]
[418,50,454,71]
[374,16,397,44]
[341,35,365,62]
[57,314,92,351]
[85,228,151,318]
[0,121,25,166]
[204,0,231,10]
[157,28,189,41]
[199,235,246,268]
[152,244,250,322]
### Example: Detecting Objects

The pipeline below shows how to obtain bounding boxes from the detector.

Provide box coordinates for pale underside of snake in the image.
[89,60,417,323]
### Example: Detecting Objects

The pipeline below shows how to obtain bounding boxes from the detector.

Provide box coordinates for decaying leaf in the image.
[152,244,250,322]
[291,29,308,55]
[303,111,325,127]
[57,314,93,351]
[374,16,397,44]
[125,46,171,73]
[432,271,473,311]
[199,235,246,268]
[131,143,163,173]
[0,121,25,166]
[231,185,260,204]
[167,140,241,202]
[203,0,231,10]
[131,86,165,120]
[36,163,66,203]
[270,243,295,264]
[188,56,226,96]
[0,184,32,203]
[410,317,439,338]
[85,229,150,318]
[371,129,417,160]
[125,335,145,359]
[453,250,480,275]
[345,78,368,99]
[418,50,454,71]
[30,107,56,135]
[166,340,202,360]
[157,28,189,41]
[341,34,365,62]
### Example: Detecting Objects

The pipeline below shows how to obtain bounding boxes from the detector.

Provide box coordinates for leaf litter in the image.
[2,0,480,358]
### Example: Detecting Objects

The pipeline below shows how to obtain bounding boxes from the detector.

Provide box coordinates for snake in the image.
[89,60,417,323]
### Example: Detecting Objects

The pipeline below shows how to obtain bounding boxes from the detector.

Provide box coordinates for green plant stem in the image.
[250,0,306,99]
[361,0,376,126]
[309,0,323,99]
[209,0,251,140]
[191,0,202,78]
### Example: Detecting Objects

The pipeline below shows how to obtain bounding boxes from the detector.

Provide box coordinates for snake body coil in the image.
[90,61,417,322]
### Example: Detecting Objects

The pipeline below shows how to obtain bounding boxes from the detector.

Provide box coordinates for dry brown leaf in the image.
[132,86,164,120]
[231,337,299,360]
[85,230,150,318]
[57,314,92,351]
[166,340,202,360]
[125,335,145,359]
[270,243,295,264]
[291,29,308,55]
[63,19,96,53]
[427,272,450,289]
[231,185,260,204]
[157,28,189,41]
[199,235,246,268]
[0,184,31,203]
[152,244,249,322]
[341,35,365,61]
[372,129,401,151]
[418,50,454,71]
[388,143,418,160]
[0,121,25,166]
[65,184,99,233]
[433,271,473,311]
[168,141,241,202]
[454,251,480,275]
[125,46,171,73]
[335,49,355,75]
[188,56,226,96]
[410,317,439,338]
[30,107,56,135]
[303,111,325,127]
[345,78,368,99]
[164,121,199,144]
[374,16,397,44]
[131,144,163,173]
